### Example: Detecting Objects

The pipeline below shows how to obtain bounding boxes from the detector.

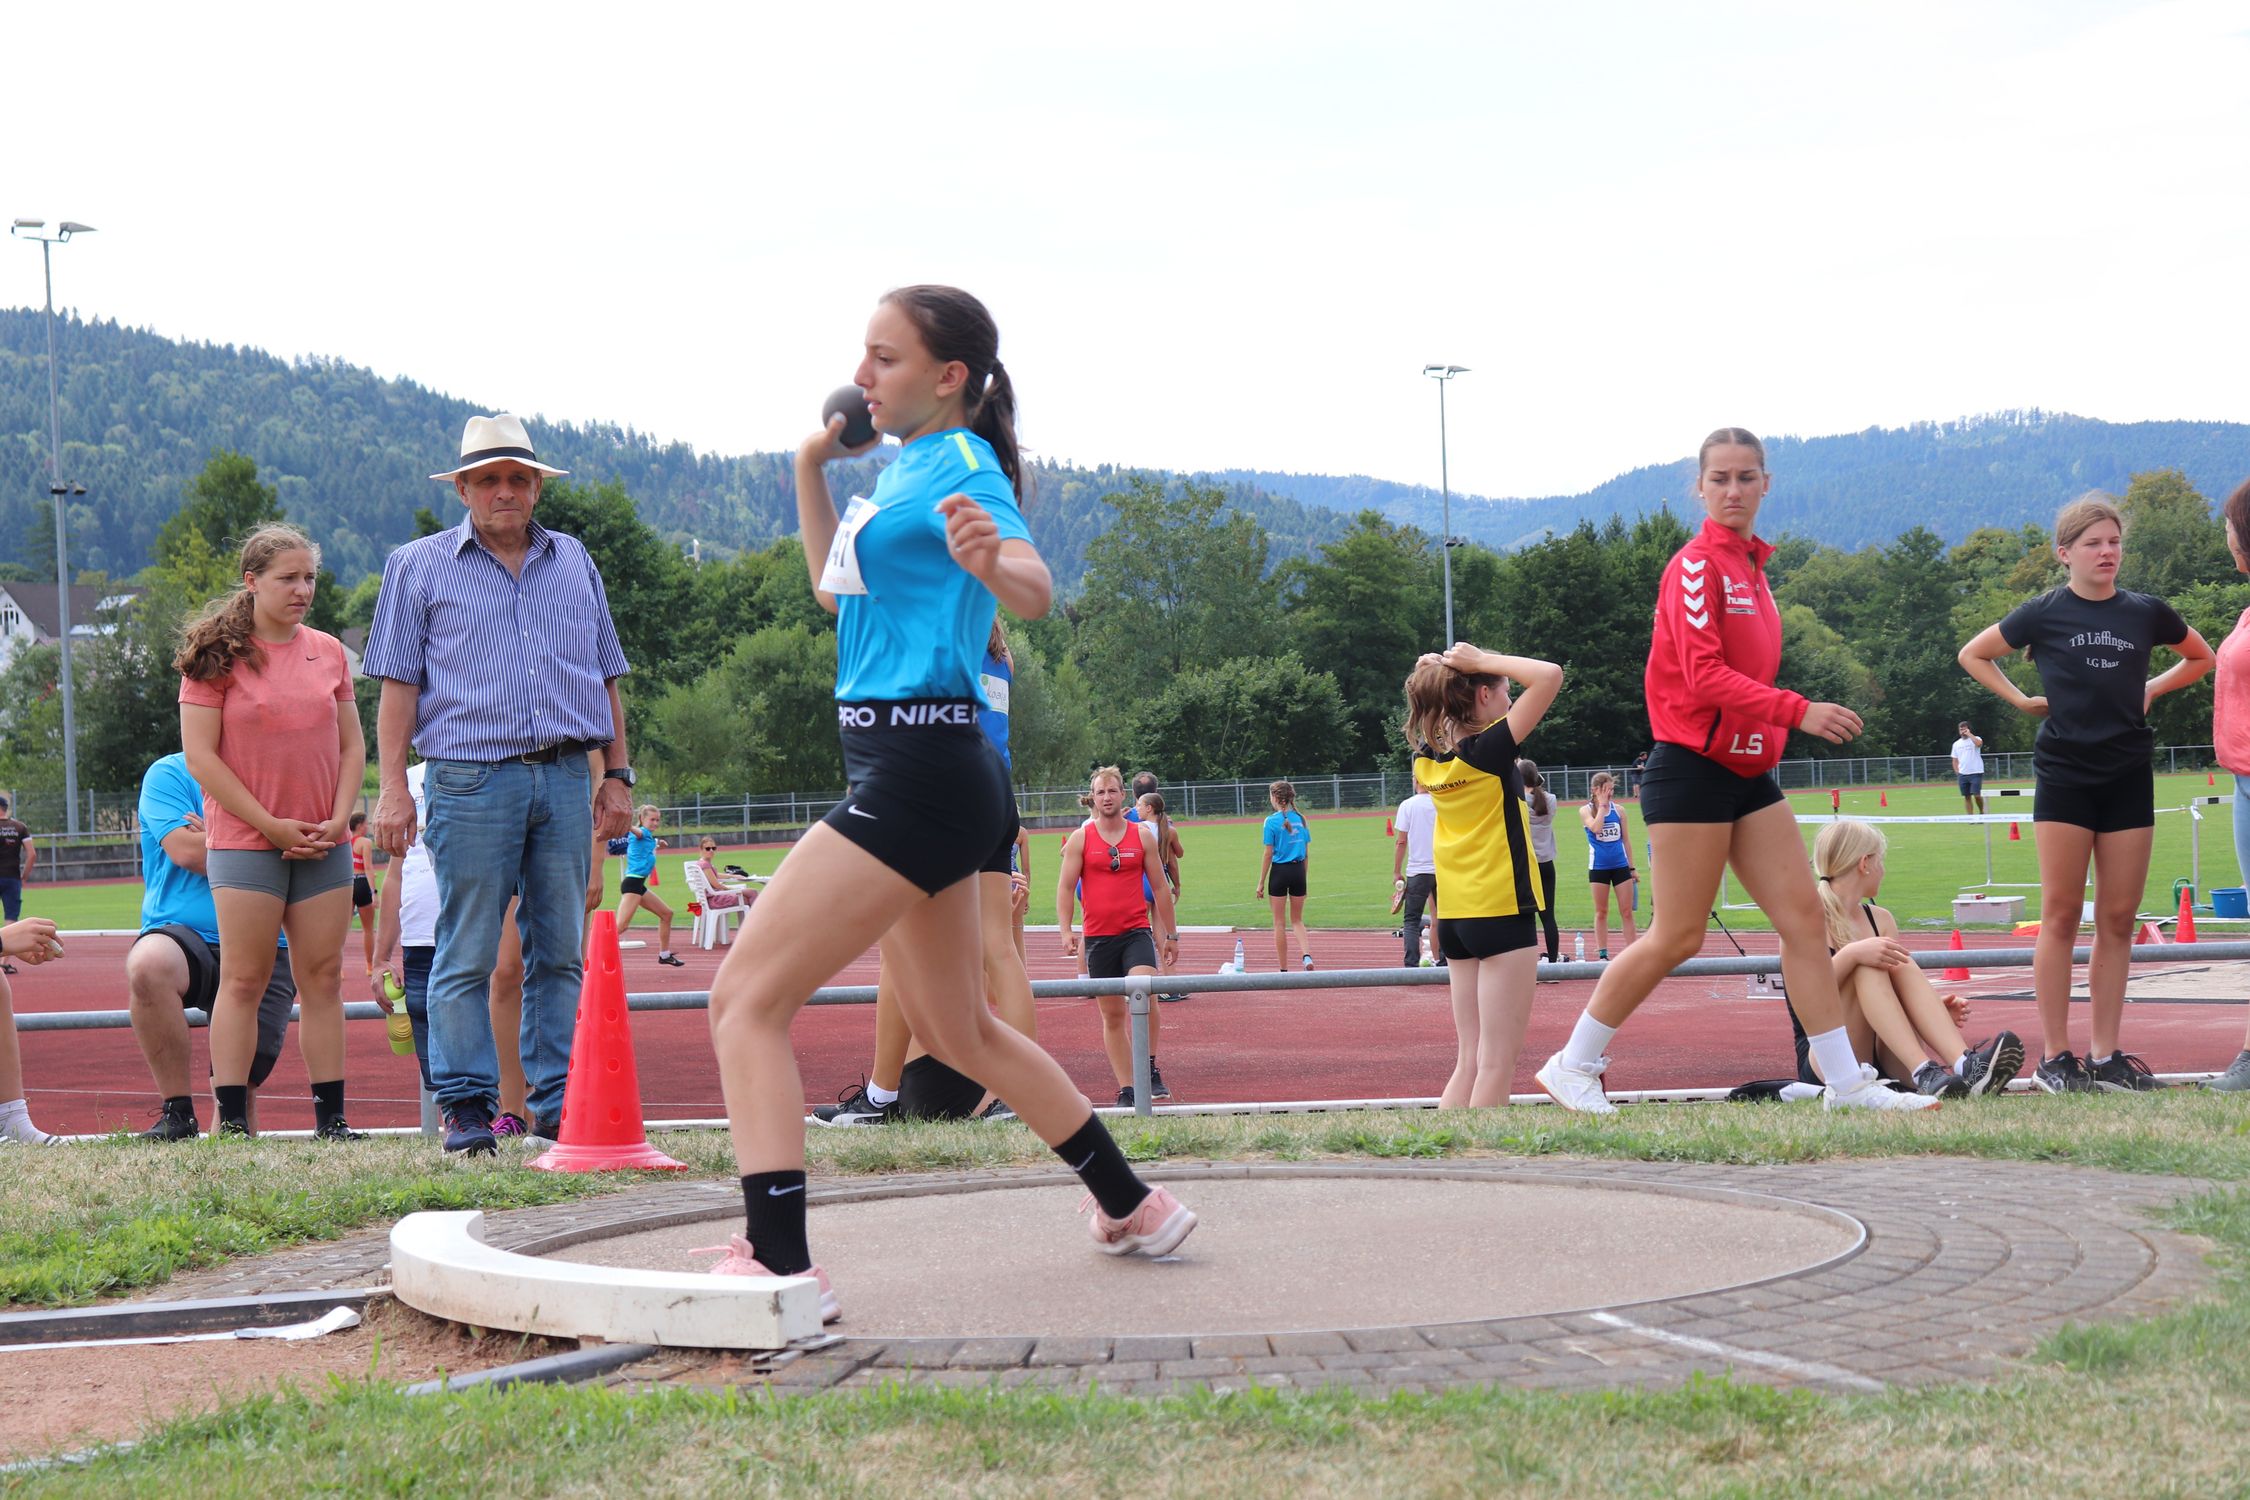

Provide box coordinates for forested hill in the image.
[0,310,1351,586]
[1222,411,2250,550]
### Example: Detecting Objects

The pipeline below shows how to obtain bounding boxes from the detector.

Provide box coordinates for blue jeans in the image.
[0,878,18,922]
[422,756,592,1123]
[403,944,435,1092]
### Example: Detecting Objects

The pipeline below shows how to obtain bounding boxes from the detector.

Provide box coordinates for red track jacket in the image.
[1644,518,1807,777]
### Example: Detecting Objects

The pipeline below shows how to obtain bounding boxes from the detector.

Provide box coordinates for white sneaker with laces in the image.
[1536,1052,1617,1115]
[1824,1063,1942,1113]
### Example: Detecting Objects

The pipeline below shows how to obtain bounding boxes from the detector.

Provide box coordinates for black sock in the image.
[213,1085,249,1131]
[161,1095,195,1121]
[741,1171,812,1275]
[312,1079,345,1130]
[1053,1115,1149,1220]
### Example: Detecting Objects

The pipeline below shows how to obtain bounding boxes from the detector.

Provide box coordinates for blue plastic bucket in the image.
[2213,887,2248,919]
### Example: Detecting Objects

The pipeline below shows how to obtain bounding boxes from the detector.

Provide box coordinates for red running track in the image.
[8,929,2245,1135]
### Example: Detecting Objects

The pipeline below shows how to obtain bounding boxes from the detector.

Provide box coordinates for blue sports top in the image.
[1586,804,1630,870]
[1263,808,1310,864]
[832,428,1031,704]
[137,753,282,950]
[625,825,659,879]
[978,649,1013,766]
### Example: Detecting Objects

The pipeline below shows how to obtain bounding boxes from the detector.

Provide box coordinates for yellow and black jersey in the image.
[1410,720,1542,919]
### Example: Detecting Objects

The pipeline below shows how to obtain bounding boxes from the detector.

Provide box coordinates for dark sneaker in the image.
[2209,1050,2250,1093]
[2089,1051,2159,1093]
[443,1103,498,1157]
[812,1080,890,1127]
[1149,1060,1172,1101]
[1913,1061,1970,1101]
[1158,991,1189,1003]
[213,1118,252,1139]
[657,952,685,968]
[1116,1085,1137,1108]
[1958,1031,2025,1097]
[2032,1051,2096,1095]
[977,1098,1017,1122]
[492,1112,529,1139]
[314,1116,367,1142]
[138,1106,199,1142]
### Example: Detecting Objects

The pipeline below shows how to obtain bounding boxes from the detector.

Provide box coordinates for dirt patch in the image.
[0,1297,577,1462]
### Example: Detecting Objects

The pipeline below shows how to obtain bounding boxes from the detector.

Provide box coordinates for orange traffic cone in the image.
[532,911,687,1173]
[2210,772,2218,787]
[1942,929,1970,982]
[2177,887,2198,944]
[1385,816,1394,837]
[1879,789,1888,807]
[1830,788,1841,812]
[2137,920,2169,948]
[2008,822,2020,841]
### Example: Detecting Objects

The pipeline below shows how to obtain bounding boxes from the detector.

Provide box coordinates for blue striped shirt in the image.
[361,516,631,761]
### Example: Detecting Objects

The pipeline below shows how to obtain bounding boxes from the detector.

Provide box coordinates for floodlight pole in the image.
[1422,364,1468,644]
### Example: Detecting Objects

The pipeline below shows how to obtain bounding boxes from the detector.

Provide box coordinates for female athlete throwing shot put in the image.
[701,287,1197,1315]
[1537,428,1936,1114]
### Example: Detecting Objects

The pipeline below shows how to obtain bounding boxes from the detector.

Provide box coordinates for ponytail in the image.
[173,522,320,682]
[972,360,1028,503]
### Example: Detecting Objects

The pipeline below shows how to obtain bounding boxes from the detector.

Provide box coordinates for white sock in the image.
[2089,1051,2114,1067]
[865,1082,899,1107]
[1808,1027,1865,1091]
[1561,1013,1618,1069]
[1953,1052,1970,1075]
[0,1099,54,1144]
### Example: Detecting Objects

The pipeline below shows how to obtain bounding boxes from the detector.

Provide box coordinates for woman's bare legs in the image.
[979,871,1036,1038]
[278,886,354,1083]
[1289,893,1308,965]
[2087,826,2154,1059]
[1725,803,1853,1037]
[1439,957,1480,1108]
[1269,895,1288,971]
[1616,877,1639,947]
[2030,822,2094,1058]
[492,896,527,1122]
[1583,823,1733,1028]
[1470,947,1538,1105]
[208,890,286,1087]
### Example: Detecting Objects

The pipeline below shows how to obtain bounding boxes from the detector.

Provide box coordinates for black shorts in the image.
[351,875,374,908]
[822,701,1012,896]
[1086,929,1158,979]
[893,1052,988,1121]
[2034,768,2154,834]
[1265,860,1307,899]
[620,874,648,895]
[1437,913,1539,961]
[1637,742,1786,825]
[978,796,1022,877]
[134,925,295,1088]
[1587,865,1636,887]
[1957,773,1984,797]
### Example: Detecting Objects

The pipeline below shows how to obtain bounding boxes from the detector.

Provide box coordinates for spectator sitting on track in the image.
[1803,819,2025,1100]
[0,916,64,1142]
[125,752,298,1141]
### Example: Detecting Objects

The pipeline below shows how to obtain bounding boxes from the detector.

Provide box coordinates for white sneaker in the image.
[1824,1064,1942,1113]
[1536,1052,1617,1115]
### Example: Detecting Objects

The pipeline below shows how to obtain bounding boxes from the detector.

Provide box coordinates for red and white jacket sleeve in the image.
[1647,550,1808,745]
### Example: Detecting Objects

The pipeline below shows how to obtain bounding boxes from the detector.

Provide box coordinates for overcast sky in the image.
[10,0,2247,501]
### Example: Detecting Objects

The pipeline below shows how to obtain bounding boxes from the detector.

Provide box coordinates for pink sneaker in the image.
[1081,1186,1198,1257]
[690,1233,841,1323]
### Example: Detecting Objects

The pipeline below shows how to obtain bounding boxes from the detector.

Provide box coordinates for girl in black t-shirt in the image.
[1959,496,2212,1094]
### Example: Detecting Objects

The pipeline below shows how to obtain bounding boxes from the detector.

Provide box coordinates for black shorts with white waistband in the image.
[1587,865,1636,887]
[821,699,1014,896]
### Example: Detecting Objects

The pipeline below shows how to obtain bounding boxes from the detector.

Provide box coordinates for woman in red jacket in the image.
[1536,428,1936,1115]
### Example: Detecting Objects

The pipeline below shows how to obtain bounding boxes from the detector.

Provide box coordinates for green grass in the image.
[23,772,2237,937]
[13,1097,2250,1493]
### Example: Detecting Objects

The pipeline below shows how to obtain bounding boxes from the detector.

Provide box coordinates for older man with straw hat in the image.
[363,414,634,1157]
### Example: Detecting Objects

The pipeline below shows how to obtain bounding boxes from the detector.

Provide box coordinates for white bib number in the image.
[818,496,876,596]
[980,674,1011,713]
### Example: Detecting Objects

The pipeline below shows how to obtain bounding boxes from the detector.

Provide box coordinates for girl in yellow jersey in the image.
[1404,642,1565,1107]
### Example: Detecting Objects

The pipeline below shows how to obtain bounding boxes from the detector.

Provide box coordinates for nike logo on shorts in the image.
[767,1183,805,1197]
[847,805,877,820]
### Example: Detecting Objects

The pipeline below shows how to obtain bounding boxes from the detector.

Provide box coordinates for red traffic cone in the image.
[1830,788,1841,813]
[2177,887,2198,944]
[2137,920,2169,947]
[1385,816,1394,837]
[2210,772,2217,787]
[1942,929,1971,983]
[532,911,687,1173]
[2008,822,2020,841]
[1879,789,1888,807]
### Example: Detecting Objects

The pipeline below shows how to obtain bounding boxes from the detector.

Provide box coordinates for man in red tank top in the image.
[1058,767,1179,1107]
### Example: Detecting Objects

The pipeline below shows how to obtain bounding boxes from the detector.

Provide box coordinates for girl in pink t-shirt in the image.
[177,524,367,1139]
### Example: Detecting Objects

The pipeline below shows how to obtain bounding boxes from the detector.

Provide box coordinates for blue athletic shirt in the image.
[1587,805,1630,870]
[834,428,1030,704]
[625,825,659,879]
[978,649,1013,766]
[138,753,283,949]
[1263,809,1310,864]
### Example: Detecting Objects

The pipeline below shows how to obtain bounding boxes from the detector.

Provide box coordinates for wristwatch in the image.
[603,766,637,787]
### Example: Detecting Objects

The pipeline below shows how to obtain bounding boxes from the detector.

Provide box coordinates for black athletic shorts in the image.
[822,700,1013,896]
[134,925,295,1088]
[978,796,1022,877]
[1637,742,1786,825]
[1587,865,1636,887]
[2033,767,2154,834]
[619,874,648,895]
[1265,860,1307,898]
[1436,913,1539,961]
[351,875,374,908]
[1957,773,1984,798]
[1087,929,1158,979]
[894,1052,988,1121]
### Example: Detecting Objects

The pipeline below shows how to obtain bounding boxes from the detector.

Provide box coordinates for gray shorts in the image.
[206,842,355,903]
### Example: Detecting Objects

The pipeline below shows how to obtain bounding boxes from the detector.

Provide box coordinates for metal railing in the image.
[22,941,2248,1117]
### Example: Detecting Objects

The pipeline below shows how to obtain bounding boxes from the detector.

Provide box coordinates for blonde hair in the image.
[2055,494,2124,550]
[637,803,659,820]
[1089,764,1124,791]
[1401,655,1497,754]
[1812,818,1887,951]
[173,524,321,682]
[1588,771,1615,800]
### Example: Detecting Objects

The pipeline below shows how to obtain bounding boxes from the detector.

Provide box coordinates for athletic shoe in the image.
[657,951,685,968]
[492,1112,529,1139]
[811,1080,890,1127]
[977,1098,1017,1122]
[2208,1051,2250,1092]
[1082,1186,1198,1257]
[213,1118,252,1139]
[1912,1061,1970,1102]
[314,1116,367,1142]
[1301,954,1315,971]
[2032,1051,2097,1095]
[690,1234,841,1323]
[1536,1052,1618,1116]
[1116,1085,1137,1109]
[0,962,14,975]
[443,1103,498,1157]
[1958,1031,2025,1097]
[2089,1051,2160,1094]
[1158,991,1189,1004]
[1824,1064,1942,1112]
[138,1105,200,1142]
